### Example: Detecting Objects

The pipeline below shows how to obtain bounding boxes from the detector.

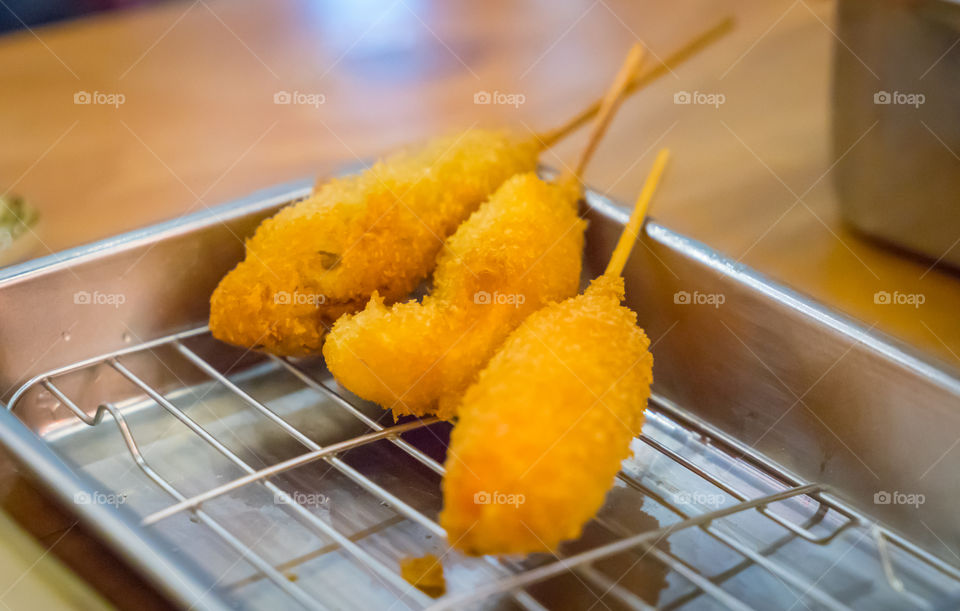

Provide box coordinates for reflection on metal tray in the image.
[1,178,959,610]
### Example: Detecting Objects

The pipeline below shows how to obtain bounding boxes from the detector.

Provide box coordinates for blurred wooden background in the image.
[2,0,958,370]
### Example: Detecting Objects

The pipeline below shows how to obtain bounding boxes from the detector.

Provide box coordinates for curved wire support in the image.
[99,401,326,610]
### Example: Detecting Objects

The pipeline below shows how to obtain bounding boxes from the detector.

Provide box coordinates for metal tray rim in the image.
[0,406,233,611]
[591,190,960,397]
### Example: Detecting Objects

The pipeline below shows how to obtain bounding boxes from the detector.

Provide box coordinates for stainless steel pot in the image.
[833,0,960,269]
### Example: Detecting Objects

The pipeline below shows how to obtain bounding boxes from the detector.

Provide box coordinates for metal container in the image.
[1,178,959,609]
[833,0,960,268]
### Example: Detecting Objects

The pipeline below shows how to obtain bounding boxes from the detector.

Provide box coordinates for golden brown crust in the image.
[440,276,653,555]
[323,173,585,418]
[209,130,540,356]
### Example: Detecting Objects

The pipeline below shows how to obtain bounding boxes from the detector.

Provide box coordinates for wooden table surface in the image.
[1,0,959,606]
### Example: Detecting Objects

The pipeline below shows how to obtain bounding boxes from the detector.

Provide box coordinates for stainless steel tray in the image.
[1,177,959,610]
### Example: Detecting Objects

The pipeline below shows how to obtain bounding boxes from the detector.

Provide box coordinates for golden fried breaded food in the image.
[323,44,648,418]
[440,150,669,555]
[440,275,652,554]
[210,130,540,356]
[209,24,730,357]
[322,174,585,419]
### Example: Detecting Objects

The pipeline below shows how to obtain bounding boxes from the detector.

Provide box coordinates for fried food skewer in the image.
[324,45,646,420]
[210,19,731,357]
[211,129,541,357]
[440,149,671,555]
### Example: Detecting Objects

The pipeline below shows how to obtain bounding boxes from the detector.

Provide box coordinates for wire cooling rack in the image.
[8,325,960,610]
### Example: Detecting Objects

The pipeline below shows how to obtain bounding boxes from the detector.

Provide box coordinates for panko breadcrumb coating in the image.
[322,173,585,420]
[209,25,728,357]
[209,27,729,357]
[440,275,653,554]
[440,150,669,555]
[324,45,648,419]
[210,130,540,356]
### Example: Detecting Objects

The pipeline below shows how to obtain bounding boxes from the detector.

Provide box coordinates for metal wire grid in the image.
[7,325,960,610]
